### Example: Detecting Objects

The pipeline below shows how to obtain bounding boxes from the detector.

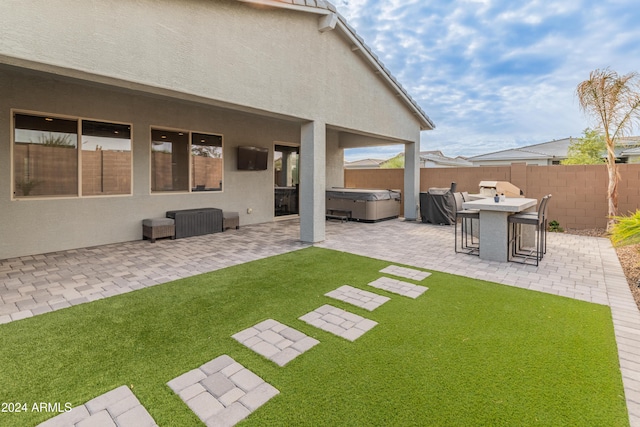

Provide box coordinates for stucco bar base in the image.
[477,211,536,262]
[478,210,512,262]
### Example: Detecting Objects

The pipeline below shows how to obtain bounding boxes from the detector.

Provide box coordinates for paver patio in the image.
[1,218,640,426]
[299,304,378,341]
[232,319,319,367]
[367,276,429,298]
[167,354,279,426]
[324,285,390,311]
[380,265,432,281]
[37,385,157,427]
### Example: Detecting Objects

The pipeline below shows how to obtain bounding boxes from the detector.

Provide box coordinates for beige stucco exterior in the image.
[0,0,431,260]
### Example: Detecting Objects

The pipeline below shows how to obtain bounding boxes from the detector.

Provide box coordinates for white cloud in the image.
[338,0,640,159]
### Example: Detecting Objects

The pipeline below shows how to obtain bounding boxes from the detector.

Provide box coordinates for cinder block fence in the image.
[345,163,640,230]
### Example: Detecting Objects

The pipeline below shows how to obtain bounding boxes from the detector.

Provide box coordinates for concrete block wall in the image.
[343,169,405,193]
[344,163,640,230]
[421,166,512,193]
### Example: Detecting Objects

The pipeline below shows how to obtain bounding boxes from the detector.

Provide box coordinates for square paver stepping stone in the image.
[325,285,390,311]
[232,319,319,367]
[299,304,377,341]
[368,277,428,299]
[37,385,158,427]
[167,354,279,427]
[380,265,431,281]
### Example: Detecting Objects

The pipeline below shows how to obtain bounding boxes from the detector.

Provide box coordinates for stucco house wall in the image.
[0,0,431,259]
[0,0,421,140]
[0,68,307,258]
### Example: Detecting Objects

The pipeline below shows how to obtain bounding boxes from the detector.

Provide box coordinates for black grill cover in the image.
[420,188,455,225]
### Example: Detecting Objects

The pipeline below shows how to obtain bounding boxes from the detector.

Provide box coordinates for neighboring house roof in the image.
[239,0,435,131]
[345,151,472,169]
[468,136,640,163]
[420,150,472,167]
[468,138,576,162]
[612,137,640,157]
[621,147,640,156]
[344,158,386,169]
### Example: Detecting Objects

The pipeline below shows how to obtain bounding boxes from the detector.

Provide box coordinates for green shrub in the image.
[610,210,640,247]
[548,220,564,232]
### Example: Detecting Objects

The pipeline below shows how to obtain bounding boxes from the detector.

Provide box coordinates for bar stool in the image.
[507,194,551,266]
[454,192,480,255]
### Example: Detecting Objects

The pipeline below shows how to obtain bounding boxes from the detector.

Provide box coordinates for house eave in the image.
[237,0,336,15]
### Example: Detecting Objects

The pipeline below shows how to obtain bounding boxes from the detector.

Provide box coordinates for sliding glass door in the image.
[274,144,299,217]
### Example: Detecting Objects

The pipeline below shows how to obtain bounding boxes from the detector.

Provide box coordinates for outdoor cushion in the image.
[142,218,175,227]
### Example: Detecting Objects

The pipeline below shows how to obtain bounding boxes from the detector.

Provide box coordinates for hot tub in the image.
[326,188,401,222]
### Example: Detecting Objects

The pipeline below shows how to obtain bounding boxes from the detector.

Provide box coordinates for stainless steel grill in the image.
[478,181,523,198]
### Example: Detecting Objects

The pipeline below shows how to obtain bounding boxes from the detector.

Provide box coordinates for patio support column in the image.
[300,120,326,243]
[403,139,420,220]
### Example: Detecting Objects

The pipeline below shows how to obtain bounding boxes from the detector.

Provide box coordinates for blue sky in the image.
[337,0,640,162]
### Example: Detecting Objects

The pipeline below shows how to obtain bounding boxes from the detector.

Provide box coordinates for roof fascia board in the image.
[237,0,333,15]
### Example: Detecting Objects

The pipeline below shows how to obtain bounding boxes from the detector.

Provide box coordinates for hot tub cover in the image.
[326,188,401,201]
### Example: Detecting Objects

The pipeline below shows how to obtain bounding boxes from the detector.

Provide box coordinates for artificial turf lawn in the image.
[0,247,628,426]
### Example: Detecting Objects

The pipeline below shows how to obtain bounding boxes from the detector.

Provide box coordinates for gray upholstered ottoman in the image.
[223,211,239,231]
[142,218,175,243]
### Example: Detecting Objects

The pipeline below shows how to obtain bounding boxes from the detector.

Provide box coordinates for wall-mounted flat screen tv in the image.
[237,146,268,170]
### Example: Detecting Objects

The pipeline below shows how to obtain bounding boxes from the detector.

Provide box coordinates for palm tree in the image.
[576,68,640,230]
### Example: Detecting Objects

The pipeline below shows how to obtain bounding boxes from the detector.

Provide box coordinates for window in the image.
[151,128,223,192]
[151,129,189,192]
[14,114,78,197]
[82,121,132,196]
[13,112,132,198]
[191,133,222,191]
